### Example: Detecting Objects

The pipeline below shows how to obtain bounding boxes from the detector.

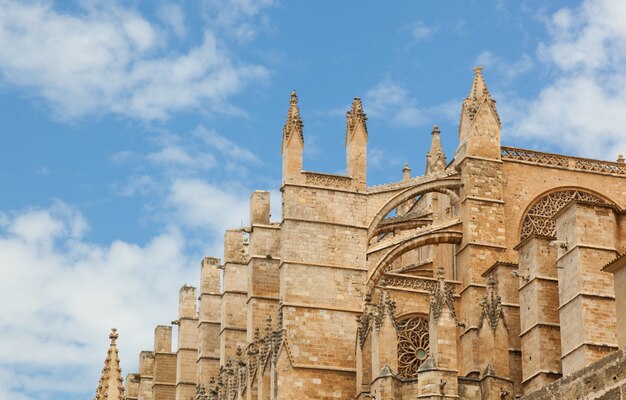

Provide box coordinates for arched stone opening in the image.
[367,177,462,241]
[518,187,616,242]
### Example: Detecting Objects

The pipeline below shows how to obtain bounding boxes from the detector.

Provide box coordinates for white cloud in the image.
[168,178,251,233]
[364,80,459,128]
[506,0,626,158]
[0,1,268,120]
[0,202,196,399]
[409,20,435,41]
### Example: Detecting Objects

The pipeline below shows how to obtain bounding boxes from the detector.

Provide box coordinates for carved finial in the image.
[254,327,261,341]
[282,90,303,149]
[618,154,625,163]
[430,267,458,322]
[290,90,297,106]
[479,274,506,332]
[402,162,411,180]
[109,327,118,343]
[346,96,368,143]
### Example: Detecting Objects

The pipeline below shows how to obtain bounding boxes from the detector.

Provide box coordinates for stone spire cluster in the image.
[94,328,125,400]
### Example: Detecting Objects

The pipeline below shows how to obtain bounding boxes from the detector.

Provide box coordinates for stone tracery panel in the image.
[396,316,429,379]
[520,190,609,241]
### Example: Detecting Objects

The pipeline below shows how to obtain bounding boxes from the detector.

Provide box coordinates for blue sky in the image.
[2,0,626,399]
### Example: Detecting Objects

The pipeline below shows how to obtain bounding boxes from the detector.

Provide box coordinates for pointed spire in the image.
[282,90,303,151]
[94,328,125,400]
[468,66,490,101]
[345,96,368,144]
[462,67,501,128]
[426,125,447,174]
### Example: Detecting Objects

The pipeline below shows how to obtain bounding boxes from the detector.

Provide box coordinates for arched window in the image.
[520,189,609,241]
[397,316,429,379]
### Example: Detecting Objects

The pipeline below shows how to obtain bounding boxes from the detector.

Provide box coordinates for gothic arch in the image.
[367,175,462,240]
[518,187,617,241]
[367,228,462,291]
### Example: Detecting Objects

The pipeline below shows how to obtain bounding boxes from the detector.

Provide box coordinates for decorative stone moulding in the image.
[303,171,352,189]
[502,146,626,176]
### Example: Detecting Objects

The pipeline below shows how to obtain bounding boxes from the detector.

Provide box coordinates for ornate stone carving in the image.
[356,290,398,348]
[479,275,506,331]
[380,274,437,292]
[303,171,352,189]
[195,384,207,400]
[430,267,457,323]
[346,96,368,141]
[520,190,609,241]
[397,316,429,379]
[230,305,287,392]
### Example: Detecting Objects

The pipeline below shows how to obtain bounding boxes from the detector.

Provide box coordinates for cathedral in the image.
[95,68,626,400]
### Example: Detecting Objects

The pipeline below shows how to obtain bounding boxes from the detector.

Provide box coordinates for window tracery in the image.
[396,316,429,379]
[520,190,609,241]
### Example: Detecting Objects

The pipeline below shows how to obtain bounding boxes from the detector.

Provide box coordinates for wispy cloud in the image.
[475,51,534,80]
[200,0,275,43]
[194,125,262,164]
[0,1,268,120]
[409,20,436,41]
[364,80,459,128]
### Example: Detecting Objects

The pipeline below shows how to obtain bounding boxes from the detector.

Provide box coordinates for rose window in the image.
[397,316,429,379]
